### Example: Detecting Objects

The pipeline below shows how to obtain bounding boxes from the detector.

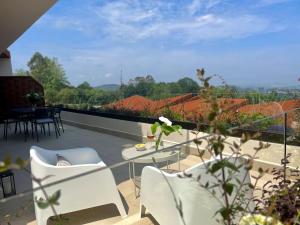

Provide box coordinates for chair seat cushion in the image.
[35,118,54,123]
[56,154,72,166]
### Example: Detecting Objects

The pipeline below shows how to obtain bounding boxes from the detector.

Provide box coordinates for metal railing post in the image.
[283,112,287,182]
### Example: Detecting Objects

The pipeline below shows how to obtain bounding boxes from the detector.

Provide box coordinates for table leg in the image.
[132,161,140,198]
[178,152,180,171]
[128,161,132,180]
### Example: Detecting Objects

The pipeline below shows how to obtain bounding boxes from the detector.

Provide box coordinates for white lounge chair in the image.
[30,146,127,225]
[140,157,252,225]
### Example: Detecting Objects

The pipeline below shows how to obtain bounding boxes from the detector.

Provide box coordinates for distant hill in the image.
[96,84,120,91]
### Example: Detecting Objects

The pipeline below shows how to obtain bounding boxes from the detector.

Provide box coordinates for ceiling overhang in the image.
[0,0,57,54]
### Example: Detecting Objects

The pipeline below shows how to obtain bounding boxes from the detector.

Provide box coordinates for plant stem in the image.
[220,152,232,225]
[156,132,163,151]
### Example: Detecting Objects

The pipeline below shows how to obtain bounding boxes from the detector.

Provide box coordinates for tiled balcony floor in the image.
[0,124,273,225]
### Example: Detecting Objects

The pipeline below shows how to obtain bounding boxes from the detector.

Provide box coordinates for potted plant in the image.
[25,91,43,109]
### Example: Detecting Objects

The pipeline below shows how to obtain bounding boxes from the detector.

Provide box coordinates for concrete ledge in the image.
[63,119,143,142]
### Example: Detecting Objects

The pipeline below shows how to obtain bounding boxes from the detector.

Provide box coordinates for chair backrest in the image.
[31,146,58,166]
[54,107,62,115]
[30,146,103,166]
[34,107,55,119]
[174,157,252,225]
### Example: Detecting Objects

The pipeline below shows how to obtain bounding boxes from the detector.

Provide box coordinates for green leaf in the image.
[172,125,182,132]
[35,197,49,209]
[211,142,224,155]
[208,112,217,121]
[162,124,175,132]
[15,157,27,169]
[210,160,239,174]
[218,207,231,220]
[233,142,239,149]
[48,190,61,205]
[210,161,223,173]
[223,183,234,196]
[151,122,160,135]
[224,161,239,172]
[194,139,202,145]
[3,156,11,167]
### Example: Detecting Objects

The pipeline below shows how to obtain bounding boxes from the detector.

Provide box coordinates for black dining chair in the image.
[2,112,22,141]
[12,107,36,142]
[54,107,64,132]
[32,107,60,141]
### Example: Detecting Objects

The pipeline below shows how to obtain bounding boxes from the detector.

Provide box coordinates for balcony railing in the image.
[0,107,299,224]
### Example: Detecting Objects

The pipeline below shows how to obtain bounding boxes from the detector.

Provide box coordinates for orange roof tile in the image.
[238,102,283,117]
[170,98,248,121]
[106,94,195,114]
[279,99,300,111]
[105,95,154,112]
[237,99,300,127]
[238,99,300,116]
[150,93,194,111]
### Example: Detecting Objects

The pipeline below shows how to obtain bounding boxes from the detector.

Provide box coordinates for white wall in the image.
[0,58,13,76]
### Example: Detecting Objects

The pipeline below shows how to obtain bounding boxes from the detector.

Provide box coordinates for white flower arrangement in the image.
[159,116,172,126]
[151,116,181,151]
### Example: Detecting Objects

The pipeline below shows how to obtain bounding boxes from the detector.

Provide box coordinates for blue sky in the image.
[10,0,300,87]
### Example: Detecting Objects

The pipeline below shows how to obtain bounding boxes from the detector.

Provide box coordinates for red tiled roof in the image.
[105,95,154,112]
[105,94,195,113]
[238,102,283,117]
[238,99,300,117]
[170,98,248,119]
[236,99,300,126]
[280,99,300,111]
[105,94,300,125]
[150,93,194,111]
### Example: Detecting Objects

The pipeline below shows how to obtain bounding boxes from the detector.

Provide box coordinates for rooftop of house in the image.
[104,94,300,124]
[105,95,154,112]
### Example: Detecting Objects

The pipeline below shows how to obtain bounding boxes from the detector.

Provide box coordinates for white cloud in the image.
[40,0,283,43]
[187,0,221,15]
[104,73,112,78]
[187,0,203,15]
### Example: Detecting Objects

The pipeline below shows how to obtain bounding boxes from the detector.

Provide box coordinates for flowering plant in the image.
[151,116,182,151]
[240,214,283,225]
[26,91,43,106]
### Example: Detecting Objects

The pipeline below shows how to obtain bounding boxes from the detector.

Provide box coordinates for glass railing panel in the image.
[230,112,285,167]
[285,108,300,168]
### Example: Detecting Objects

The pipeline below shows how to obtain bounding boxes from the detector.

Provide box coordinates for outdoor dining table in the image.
[11,107,39,140]
[122,141,182,197]
[11,106,51,141]
[12,106,45,114]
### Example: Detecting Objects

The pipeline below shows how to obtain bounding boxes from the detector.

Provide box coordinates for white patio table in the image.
[122,141,181,197]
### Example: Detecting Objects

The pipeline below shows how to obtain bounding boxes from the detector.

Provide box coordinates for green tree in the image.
[57,88,78,104]
[177,77,199,93]
[77,81,92,90]
[27,52,69,90]
[44,88,58,105]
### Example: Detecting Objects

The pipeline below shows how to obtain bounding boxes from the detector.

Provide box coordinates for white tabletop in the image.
[122,141,181,164]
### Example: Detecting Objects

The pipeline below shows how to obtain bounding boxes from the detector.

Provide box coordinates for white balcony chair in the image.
[140,157,252,225]
[30,146,127,225]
